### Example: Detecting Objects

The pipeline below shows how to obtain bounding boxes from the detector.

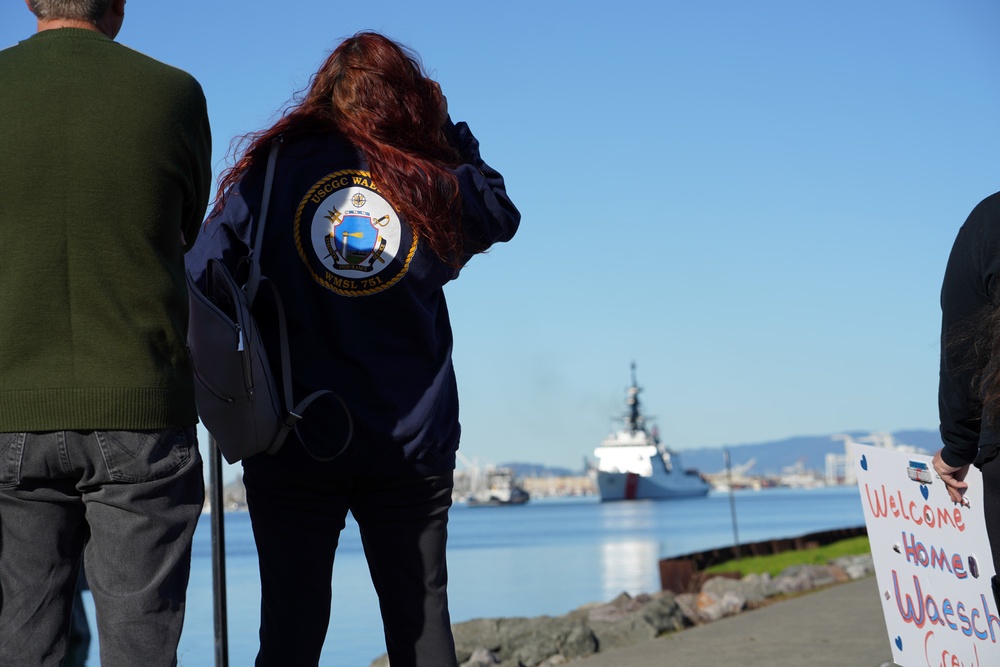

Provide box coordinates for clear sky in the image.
[4,1,1000,480]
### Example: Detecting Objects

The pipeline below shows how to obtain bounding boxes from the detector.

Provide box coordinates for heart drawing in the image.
[895,636,903,650]
[921,485,929,500]
[860,455,868,471]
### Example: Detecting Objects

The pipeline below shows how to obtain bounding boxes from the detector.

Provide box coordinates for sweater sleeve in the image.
[181,81,213,252]
[938,194,1000,467]
[443,119,521,258]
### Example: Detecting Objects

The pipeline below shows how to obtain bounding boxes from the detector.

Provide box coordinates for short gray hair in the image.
[26,0,113,23]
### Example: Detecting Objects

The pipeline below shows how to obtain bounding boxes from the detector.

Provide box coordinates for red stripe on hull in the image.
[624,472,639,500]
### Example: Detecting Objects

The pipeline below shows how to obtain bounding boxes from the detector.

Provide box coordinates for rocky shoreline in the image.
[368,554,876,667]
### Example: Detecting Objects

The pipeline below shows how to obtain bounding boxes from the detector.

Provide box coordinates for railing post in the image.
[209,435,229,667]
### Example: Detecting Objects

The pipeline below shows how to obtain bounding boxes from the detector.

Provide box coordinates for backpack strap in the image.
[260,277,354,461]
[241,137,353,461]
[245,138,281,306]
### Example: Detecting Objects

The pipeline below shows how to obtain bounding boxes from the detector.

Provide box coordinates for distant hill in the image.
[503,463,579,478]
[672,429,940,477]
[499,429,941,478]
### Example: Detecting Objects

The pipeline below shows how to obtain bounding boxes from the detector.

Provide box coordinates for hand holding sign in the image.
[932,450,971,506]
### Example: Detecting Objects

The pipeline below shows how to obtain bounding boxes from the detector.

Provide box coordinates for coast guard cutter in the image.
[592,365,710,501]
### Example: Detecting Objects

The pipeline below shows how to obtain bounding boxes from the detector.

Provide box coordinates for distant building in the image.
[826,432,928,485]
[521,475,596,499]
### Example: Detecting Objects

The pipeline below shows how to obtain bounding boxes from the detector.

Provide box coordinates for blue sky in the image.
[5,1,1000,479]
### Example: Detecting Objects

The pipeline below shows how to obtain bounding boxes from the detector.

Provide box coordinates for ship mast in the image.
[626,362,643,435]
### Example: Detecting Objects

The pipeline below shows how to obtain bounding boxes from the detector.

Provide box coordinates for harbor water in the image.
[78,485,866,666]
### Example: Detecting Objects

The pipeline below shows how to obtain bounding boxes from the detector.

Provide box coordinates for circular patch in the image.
[293,170,416,296]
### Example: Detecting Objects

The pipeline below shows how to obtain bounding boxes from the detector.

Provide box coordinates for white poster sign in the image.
[851,443,1000,667]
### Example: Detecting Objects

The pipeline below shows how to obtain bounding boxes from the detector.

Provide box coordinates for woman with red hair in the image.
[187,32,520,666]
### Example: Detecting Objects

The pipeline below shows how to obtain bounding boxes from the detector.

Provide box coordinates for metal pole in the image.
[209,435,229,667]
[725,448,742,560]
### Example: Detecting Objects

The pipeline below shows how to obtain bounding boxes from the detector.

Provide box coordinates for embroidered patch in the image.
[293,170,416,296]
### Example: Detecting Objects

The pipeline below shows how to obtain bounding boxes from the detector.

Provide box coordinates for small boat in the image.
[465,467,530,507]
[592,365,710,501]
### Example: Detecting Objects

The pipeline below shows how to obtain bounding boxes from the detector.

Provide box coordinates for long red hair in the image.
[213,32,465,264]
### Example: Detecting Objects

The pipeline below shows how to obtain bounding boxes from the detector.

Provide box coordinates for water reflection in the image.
[600,539,660,599]
[599,500,658,532]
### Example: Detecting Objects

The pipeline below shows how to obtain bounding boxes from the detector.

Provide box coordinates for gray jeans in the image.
[0,427,205,667]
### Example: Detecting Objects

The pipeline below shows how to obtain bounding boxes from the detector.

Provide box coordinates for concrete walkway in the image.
[572,577,900,667]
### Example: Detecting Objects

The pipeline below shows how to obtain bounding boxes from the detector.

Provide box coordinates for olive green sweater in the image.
[0,29,212,431]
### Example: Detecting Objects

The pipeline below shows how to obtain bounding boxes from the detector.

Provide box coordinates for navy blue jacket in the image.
[186,120,519,475]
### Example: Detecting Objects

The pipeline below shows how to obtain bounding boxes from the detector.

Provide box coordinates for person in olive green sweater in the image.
[0,2,211,665]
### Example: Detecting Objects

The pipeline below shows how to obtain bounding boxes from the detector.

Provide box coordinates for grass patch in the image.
[702,536,871,578]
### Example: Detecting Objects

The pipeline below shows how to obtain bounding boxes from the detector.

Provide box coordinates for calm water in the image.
[79,485,865,666]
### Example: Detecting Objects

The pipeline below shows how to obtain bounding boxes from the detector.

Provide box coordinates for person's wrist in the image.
[938,450,969,469]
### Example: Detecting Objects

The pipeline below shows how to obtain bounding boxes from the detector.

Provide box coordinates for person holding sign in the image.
[935,192,1000,575]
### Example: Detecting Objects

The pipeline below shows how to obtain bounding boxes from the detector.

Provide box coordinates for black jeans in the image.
[243,449,457,667]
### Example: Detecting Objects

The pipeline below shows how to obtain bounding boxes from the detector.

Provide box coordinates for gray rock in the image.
[701,574,767,606]
[832,554,875,580]
[772,564,840,594]
[452,614,597,667]
[460,647,501,666]
[559,622,600,660]
[693,591,724,622]
[721,591,747,616]
[588,612,659,652]
[636,591,686,634]
[584,601,629,624]
[673,592,702,626]
[772,572,814,595]
[452,617,506,662]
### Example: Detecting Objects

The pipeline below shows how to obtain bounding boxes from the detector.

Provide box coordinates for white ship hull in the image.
[596,469,710,501]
